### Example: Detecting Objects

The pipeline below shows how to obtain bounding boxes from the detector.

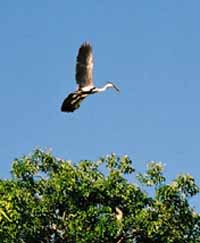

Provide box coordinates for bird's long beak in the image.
[112,83,120,92]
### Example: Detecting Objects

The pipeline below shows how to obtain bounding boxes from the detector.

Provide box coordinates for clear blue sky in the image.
[1,1,200,210]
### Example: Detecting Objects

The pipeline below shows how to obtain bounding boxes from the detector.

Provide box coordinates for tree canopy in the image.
[0,149,200,242]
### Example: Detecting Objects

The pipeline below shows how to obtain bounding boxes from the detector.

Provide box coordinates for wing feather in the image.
[61,92,88,112]
[76,42,94,89]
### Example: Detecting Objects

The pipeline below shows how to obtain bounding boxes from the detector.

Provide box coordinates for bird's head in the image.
[107,82,120,92]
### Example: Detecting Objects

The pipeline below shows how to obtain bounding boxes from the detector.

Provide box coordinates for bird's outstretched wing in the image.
[61,91,89,112]
[76,42,94,90]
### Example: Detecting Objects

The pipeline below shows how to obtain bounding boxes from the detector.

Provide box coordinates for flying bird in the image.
[61,42,119,112]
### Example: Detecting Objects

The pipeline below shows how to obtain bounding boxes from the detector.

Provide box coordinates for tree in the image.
[0,149,200,243]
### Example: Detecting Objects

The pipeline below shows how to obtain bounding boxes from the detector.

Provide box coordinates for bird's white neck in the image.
[93,83,114,93]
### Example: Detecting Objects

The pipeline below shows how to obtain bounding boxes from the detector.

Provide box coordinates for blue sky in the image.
[1,1,200,210]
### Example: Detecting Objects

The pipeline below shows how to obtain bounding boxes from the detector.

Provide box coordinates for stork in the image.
[61,42,119,112]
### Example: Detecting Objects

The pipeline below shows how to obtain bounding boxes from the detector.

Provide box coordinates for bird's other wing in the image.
[61,92,89,112]
[76,42,94,90]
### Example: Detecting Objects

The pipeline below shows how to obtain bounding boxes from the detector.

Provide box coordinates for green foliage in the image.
[0,149,200,243]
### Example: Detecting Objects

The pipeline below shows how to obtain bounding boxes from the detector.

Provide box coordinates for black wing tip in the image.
[61,106,75,113]
[60,94,76,112]
[61,101,77,112]
[60,92,84,113]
